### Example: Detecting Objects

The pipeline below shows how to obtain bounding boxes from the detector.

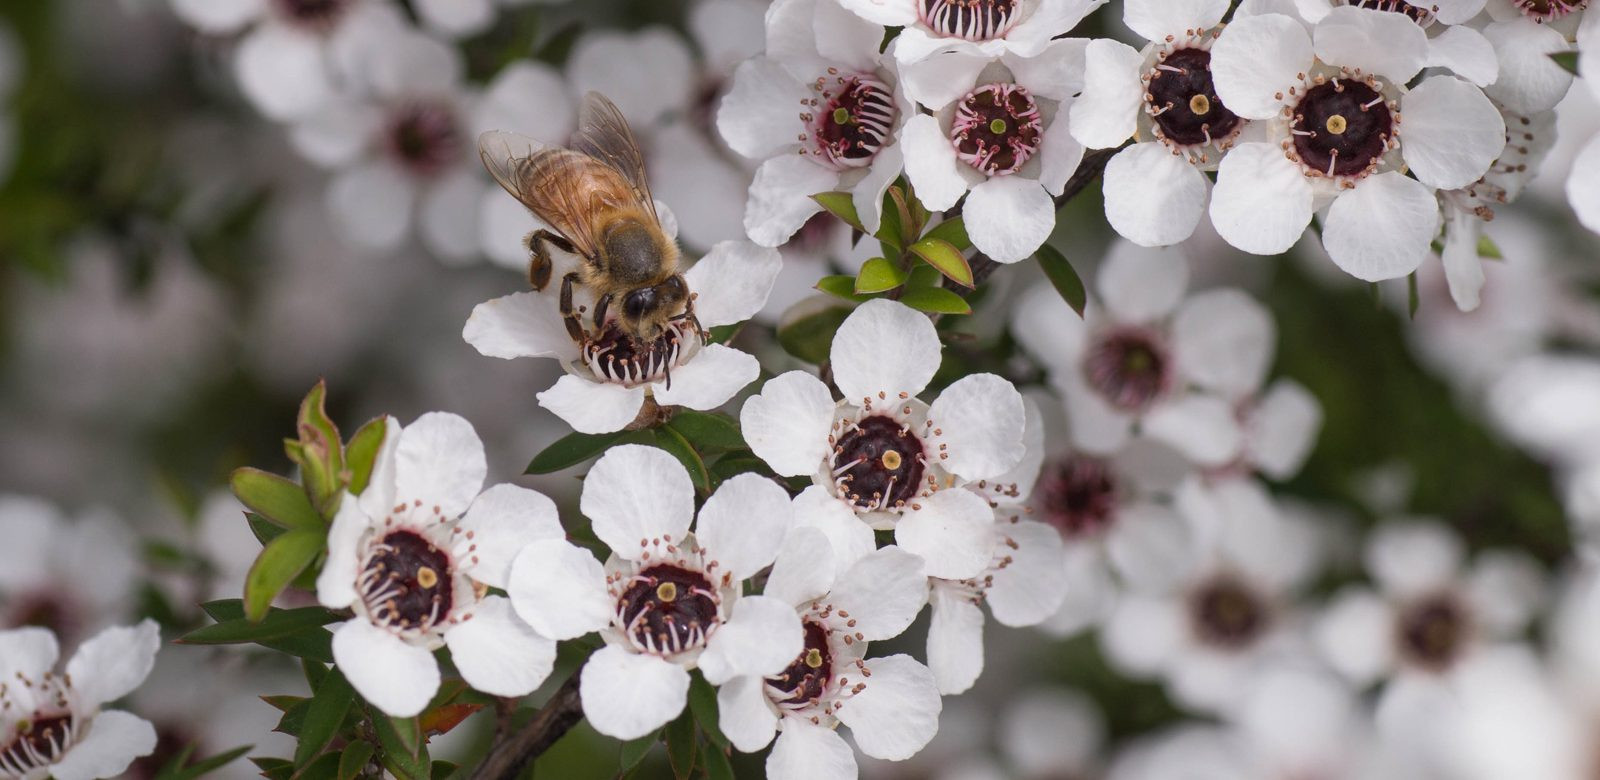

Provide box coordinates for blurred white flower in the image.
[317,413,562,716]
[131,647,302,779]
[0,496,140,652]
[0,621,160,780]
[1567,12,1600,234]
[506,445,802,740]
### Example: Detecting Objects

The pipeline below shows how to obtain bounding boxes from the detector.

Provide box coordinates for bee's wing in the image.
[477,129,602,259]
[569,92,660,223]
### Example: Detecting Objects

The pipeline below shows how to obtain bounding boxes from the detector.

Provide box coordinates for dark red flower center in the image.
[386,102,463,178]
[769,621,833,706]
[1291,79,1394,179]
[1189,576,1270,650]
[1035,456,1118,539]
[618,564,720,655]
[1146,48,1242,148]
[4,590,84,649]
[1513,0,1587,21]
[919,0,1019,40]
[0,713,75,777]
[1397,593,1471,671]
[1352,0,1435,24]
[581,319,695,388]
[831,415,928,512]
[359,530,454,633]
[271,0,351,29]
[1084,327,1171,412]
[952,83,1042,175]
[807,74,897,171]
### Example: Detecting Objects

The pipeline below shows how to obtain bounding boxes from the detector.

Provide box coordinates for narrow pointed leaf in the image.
[810,192,864,232]
[344,417,388,496]
[526,430,631,474]
[909,237,974,288]
[294,669,355,767]
[666,410,746,452]
[815,275,873,303]
[898,286,972,315]
[231,469,321,530]
[1035,244,1086,316]
[854,257,909,294]
[244,529,325,622]
[337,743,374,780]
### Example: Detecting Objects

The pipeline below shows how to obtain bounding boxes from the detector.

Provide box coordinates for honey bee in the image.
[478,93,698,354]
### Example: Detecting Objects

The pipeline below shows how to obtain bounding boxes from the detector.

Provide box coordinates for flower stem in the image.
[470,667,586,780]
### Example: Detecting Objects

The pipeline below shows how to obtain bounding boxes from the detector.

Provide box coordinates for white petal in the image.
[479,186,544,269]
[901,113,976,211]
[1096,240,1190,322]
[718,57,810,160]
[1105,502,1196,593]
[1322,173,1437,282]
[1124,0,1230,41]
[580,645,690,740]
[1483,19,1574,115]
[899,50,993,110]
[1046,545,1114,636]
[0,627,58,681]
[447,595,555,697]
[768,721,858,780]
[1425,24,1499,87]
[814,0,891,70]
[356,417,403,521]
[689,0,767,72]
[696,473,794,580]
[717,674,780,753]
[1011,284,1088,372]
[894,489,996,580]
[457,484,563,588]
[1401,76,1505,190]
[1365,520,1464,598]
[413,0,494,37]
[1099,594,1185,674]
[1464,550,1545,636]
[651,344,760,411]
[837,0,919,26]
[649,127,748,250]
[838,654,942,759]
[1441,211,1485,312]
[317,494,369,609]
[699,595,805,684]
[1210,13,1311,120]
[327,162,415,251]
[745,153,840,247]
[169,0,262,33]
[583,444,696,556]
[1429,0,1490,23]
[1209,142,1314,255]
[1312,6,1428,84]
[1058,375,1135,455]
[1313,588,1396,685]
[394,412,485,516]
[684,241,784,328]
[462,291,578,361]
[1002,37,1090,101]
[419,169,485,262]
[332,619,439,717]
[1172,288,1274,398]
[234,23,332,120]
[537,374,648,434]
[831,298,942,401]
[1102,142,1210,247]
[67,620,159,709]
[475,61,576,143]
[827,546,929,641]
[48,711,156,780]
[928,585,986,694]
[852,142,905,236]
[567,28,694,128]
[927,373,1026,480]
[1570,135,1600,234]
[507,540,613,640]
[1142,394,1245,467]
[964,176,1055,264]
[288,99,381,168]
[766,526,838,606]
[1037,109,1085,196]
[741,371,837,477]
[793,486,878,569]
[987,520,1069,627]
[1070,39,1146,148]
[1246,379,1322,480]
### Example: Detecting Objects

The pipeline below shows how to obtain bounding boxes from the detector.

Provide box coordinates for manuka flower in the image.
[837,0,1103,66]
[0,496,139,650]
[740,299,1026,582]
[506,445,803,740]
[463,240,782,434]
[317,412,562,717]
[0,621,159,780]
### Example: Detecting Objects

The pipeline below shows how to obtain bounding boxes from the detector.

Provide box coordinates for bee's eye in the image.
[660,275,686,298]
[624,288,656,320]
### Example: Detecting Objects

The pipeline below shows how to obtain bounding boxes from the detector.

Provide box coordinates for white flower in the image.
[0,496,140,651]
[410,0,574,39]
[1011,241,1254,467]
[717,529,939,779]
[506,445,803,740]
[1479,1,1583,115]
[0,621,160,780]
[740,299,1026,580]
[716,0,911,246]
[1207,6,1507,280]
[316,412,563,717]
[900,48,1087,262]
[1308,0,1502,87]
[838,0,1103,67]
[1567,12,1600,234]
[463,240,782,434]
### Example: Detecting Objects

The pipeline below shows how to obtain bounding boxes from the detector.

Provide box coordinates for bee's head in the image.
[620,275,689,342]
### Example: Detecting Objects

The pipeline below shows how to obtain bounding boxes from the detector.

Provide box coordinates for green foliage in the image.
[910,237,974,288]
[665,410,746,452]
[777,304,852,364]
[244,528,324,622]
[810,192,865,233]
[230,469,323,531]
[525,429,634,474]
[855,257,910,294]
[151,744,253,780]
[898,286,972,315]
[1035,243,1087,316]
[293,669,356,768]
[182,601,337,662]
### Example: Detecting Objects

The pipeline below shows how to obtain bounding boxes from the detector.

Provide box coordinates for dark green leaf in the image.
[921,217,971,251]
[877,187,905,253]
[337,742,375,780]
[702,741,735,780]
[619,732,658,772]
[1408,273,1420,320]
[245,528,324,622]
[1550,50,1579,75]
[525,429,631,474]
[253,757,295,780]
[302,658,328,691]
[201,598,245,622]
[180,606,337,662]
[159,745,251,780]
[667,410,746,452]
[248,512,288,546]
[652,429,711,494]
[707,453,779,489]
[909,237,973,288]
[1035,244,1086,316]
[344,417,388,496]
[815,275,873,303]
[294,669,355,767]
[666,710,697,780]
[231,468,321,530]
[430,761,458,779]
[810,192,864,232]
[854,257,909,294]
[687,674,726,750]
[293,750,341,780]
[276,699,312,738]
[904,264,942,289]
[898,286,971,315]
[372,710,430,780]
[777,305,851,364]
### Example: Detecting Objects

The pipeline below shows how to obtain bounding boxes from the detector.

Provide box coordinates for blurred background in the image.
[2,0,1599,777]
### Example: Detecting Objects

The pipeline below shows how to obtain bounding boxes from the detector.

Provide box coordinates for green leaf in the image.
[815,275,872,303]
[1478,234,1503,260]
[898,286,971,315]
[302,658,329,691]
[1408,273,1420,320]
[666,411,746,452]
[887,185,922,243]
[200,599,246,622]
[180,605,338,662]
[293,751,341,780]
[344,417,388,496]
[810,192,864,232]
[525,429,630,474]
[1035,243,1086,317]
[231,468,322,530]
[430,761,458,779]
[665,710,697,780]
[707,453,779,489]
[247,512,288,546]
[293,381,346,518]
[904,264,942,289]
[372,711,430,780]
[155,744,252,780]
[337,742,375,780]
[909,237,973,288]
[877,187,905,253]
[702,741,735,780]
[1550,50,1579,75]
[276,699,313,739]
[244,528,324,622]
[619,732,657,772]
[652,429,711,494]
[294,669,356,767]
[854,257,909,294]
[777,305,851,364]
[921,217,971,251]
[687,674,727,750]
[253,757,295,780]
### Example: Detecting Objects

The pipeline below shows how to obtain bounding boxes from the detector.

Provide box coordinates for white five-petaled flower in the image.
[741,299,1027,582]
[0,621,159,780]
[317,412,562,717]
[838,0,1103,67]
[462,240,782,434]
[900,49,1087,262]
[717,0,911,247]
[718,529,940,780]
[1207,6,1507,281]
[0,497,139,652]
[506,445,803,740]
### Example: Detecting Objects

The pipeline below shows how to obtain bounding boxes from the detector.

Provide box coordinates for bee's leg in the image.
[524,230,576,292]
[559,272,586,344]
[593,293,613,330]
